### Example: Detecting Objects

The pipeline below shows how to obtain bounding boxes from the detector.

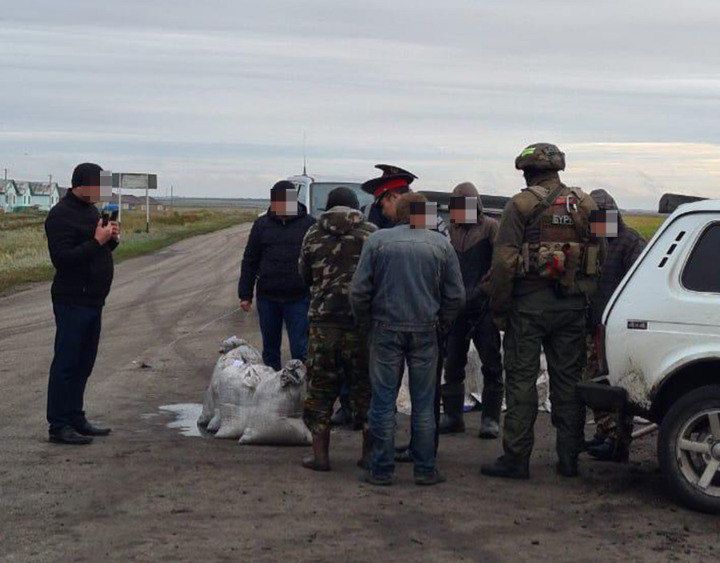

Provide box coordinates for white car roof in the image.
[668,199,720,217]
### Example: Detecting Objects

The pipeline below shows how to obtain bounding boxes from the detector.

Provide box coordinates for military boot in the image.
[556,452,579,477]
[480,455,530,480]
[302,429,331,472]
[439,394,465,434]
[356,427,372,469]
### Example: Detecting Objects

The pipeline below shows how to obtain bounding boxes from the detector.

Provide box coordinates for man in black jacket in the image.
[238,180,316,370]
[44,163,118,445]
[440,182,504,439]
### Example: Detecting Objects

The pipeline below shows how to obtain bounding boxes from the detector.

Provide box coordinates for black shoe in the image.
[415,470,447,486]
[480,456,530,480]
[49,426,93,445]
[74,421,111,437]
[557,454,579,477]
[360,472,393,486]
[586,439,630,463]
[438,414,465,435]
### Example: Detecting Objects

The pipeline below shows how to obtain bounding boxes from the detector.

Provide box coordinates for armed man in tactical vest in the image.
[481,143,606,480]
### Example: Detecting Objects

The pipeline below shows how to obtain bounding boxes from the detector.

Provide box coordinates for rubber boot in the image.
[556,452,579,477]
[356,427,372,469]
[439,394,465,434]
[302,429,331,472]
[480,455,530,480]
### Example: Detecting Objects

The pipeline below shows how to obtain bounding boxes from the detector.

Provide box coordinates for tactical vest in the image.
[519,185,600,296]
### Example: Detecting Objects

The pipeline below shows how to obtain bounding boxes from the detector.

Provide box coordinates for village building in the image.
[1,180,61,212]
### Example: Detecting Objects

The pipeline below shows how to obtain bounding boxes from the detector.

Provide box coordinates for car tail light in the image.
[595,324,609,375]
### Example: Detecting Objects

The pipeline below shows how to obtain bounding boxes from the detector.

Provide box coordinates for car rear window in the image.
[681,223,720,293]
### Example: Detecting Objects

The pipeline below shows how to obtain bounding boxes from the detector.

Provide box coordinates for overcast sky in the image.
[1,1,719,208]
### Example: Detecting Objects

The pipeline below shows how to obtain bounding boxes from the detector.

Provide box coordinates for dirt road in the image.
[1,224,718,562]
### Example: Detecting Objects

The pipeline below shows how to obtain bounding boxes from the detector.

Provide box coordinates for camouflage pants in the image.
[303,324,371,434]
[582,334,634,446]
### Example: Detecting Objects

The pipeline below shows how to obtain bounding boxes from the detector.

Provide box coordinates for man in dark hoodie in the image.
[298,187,377,471]
[584,188,646,462]
[44,162,118,445]
[440,182,504,439]
[238,180,316,370]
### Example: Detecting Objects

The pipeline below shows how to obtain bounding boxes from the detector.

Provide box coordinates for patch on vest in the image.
[552,214,574,226]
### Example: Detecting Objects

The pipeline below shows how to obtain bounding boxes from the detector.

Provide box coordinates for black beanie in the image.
[271,180,296,192]
[71,162,103,188]
[326,186,359,210]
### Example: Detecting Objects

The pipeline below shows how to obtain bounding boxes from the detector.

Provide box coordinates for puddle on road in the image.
[159,403,205,437]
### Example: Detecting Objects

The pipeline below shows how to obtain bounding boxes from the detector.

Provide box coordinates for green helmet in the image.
[515,143,565,172]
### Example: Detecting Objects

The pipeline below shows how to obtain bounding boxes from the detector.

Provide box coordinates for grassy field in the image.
[624,214,666,240]
[0,207,257,294]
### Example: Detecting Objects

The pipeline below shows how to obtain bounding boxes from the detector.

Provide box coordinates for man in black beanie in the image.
[44,162,118,445]
[238,180,316,369]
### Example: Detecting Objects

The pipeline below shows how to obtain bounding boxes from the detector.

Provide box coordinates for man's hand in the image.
[109,221,120,241]
[240,300,252,312]
[94,219,114,245]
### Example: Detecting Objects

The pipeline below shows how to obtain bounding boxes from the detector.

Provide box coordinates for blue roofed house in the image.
[0,179,19,212]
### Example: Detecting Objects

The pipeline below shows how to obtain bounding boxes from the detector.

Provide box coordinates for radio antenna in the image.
[302,130,307,176]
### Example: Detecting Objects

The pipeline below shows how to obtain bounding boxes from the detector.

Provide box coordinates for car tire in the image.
[658,385,720,514]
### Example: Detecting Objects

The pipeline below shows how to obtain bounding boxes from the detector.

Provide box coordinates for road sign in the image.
[111,173,157,190]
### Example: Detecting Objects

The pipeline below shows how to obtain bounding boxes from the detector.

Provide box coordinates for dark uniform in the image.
[481,143,605,479]
[298,188,376,471]
[440,182,504,438]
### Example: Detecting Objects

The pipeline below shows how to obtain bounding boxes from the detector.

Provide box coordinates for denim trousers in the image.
[368,325,439,477]
[256,296,310,371]
[47,303,103,432]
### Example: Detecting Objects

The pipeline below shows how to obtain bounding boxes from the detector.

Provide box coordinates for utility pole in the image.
[170,184,173,210]
[4,168,7,180]
[48,174,52,184]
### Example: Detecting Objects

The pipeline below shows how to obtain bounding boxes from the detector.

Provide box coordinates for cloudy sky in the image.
[1,1,719,208]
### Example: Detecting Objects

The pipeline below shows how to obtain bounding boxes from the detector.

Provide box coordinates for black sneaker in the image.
[480,455,530,480]
[586,439,630,463]
[49,426,93,445]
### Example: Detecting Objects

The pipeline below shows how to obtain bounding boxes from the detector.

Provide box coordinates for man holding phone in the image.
[44,163,119,445]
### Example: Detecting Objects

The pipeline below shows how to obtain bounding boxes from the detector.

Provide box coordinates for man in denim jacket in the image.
[350,193,465,486]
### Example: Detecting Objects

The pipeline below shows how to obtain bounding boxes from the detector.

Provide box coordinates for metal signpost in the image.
[112,173,158,232]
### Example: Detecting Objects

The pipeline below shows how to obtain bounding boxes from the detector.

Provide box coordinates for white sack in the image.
[239,360,312,446]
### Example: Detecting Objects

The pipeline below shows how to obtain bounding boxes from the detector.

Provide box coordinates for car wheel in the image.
[658,385,720,514]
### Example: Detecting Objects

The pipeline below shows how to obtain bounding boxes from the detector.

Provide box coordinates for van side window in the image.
[681,224,720,293]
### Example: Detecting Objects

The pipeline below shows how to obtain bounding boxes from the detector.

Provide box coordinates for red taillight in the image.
[595,324,609,375]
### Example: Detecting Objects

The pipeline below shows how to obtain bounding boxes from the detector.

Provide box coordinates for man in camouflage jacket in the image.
[298,187,377,471]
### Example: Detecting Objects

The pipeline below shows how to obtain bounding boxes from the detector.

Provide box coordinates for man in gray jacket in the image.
[351,193,465,486]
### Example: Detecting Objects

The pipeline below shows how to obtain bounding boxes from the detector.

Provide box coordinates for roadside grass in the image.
[624,214,666,240]
[0,208,257,295]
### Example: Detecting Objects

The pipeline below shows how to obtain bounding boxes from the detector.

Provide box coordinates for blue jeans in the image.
[47,303,103,433]
[256,296,309,371]
[368,326,439,477]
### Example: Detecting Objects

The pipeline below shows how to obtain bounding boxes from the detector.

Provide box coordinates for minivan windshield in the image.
[309,182,374,217]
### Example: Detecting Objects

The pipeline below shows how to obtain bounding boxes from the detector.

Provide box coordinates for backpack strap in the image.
[526,183,567,225]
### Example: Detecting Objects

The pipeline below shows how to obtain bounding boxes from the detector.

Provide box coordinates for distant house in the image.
[1,179,19,212]
[139,196,166,211]
[12,181,60,211]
